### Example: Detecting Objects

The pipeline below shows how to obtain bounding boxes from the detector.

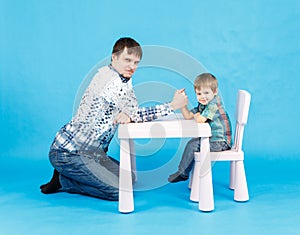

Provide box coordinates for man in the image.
[40,37,188,201]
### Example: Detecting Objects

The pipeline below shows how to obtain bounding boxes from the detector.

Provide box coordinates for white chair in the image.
[192,89,251,211]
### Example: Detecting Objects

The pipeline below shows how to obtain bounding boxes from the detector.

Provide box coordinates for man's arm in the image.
[130,89,188,122]
[115,89,188,123]
[170,88,188,110]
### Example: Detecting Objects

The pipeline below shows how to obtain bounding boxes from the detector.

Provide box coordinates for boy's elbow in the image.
[183,114,193,120]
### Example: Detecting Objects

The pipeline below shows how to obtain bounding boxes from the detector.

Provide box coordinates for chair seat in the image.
[208,150,244,161]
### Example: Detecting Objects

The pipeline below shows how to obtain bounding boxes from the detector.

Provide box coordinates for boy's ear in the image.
[214,88,218,95]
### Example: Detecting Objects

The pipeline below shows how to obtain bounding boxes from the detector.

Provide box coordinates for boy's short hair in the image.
[194,73,218,92]
[112,37,143,59]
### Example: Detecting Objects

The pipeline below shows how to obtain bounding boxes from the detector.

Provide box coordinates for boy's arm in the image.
[194,112,208,123]
[181,106,194,120]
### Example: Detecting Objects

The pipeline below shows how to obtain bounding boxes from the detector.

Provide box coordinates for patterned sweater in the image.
[51,65,174,153]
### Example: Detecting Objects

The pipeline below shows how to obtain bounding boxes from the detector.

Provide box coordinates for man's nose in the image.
[129,63,137,70]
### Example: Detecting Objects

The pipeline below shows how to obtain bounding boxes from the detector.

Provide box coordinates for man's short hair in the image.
[112,37,142,59]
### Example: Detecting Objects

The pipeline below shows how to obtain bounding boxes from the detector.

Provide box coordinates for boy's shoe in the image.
[168,171,189,183]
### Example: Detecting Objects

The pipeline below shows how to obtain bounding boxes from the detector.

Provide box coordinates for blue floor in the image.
[1,156,299,235]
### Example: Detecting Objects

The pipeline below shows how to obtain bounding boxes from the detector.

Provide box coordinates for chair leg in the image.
[188,165,194,189]
[229,161,236,190]
[234,160,249,202]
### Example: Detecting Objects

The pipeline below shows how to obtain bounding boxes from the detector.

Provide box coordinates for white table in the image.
[117,116,212,213]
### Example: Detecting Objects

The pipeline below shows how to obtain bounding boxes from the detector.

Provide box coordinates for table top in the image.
[118,114,211,139]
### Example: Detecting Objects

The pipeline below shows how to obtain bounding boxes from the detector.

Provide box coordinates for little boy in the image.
[168,73,233,183]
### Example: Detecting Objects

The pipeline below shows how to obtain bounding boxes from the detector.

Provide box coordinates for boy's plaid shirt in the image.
[191,95,232,146]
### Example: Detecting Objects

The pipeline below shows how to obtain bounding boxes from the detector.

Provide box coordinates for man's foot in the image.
[40,169,62,194]
[168,171,189,183]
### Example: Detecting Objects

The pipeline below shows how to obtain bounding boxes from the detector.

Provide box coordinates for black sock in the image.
[40,169,62,194]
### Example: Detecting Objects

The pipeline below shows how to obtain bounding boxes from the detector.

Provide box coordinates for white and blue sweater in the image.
[51,65,174,153]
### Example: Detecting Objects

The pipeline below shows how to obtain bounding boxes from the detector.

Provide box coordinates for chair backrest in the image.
[232,90,251,151]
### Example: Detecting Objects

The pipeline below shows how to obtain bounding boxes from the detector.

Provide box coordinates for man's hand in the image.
[114,112,131,124]
[171,88,188,110]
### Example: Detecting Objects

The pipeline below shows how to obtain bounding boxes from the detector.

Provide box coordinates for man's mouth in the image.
[122,71,133,78]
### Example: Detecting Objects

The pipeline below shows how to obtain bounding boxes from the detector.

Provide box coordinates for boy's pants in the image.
[178,138,230,177]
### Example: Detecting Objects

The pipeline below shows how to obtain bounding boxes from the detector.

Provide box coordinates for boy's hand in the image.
[194,112,207,123]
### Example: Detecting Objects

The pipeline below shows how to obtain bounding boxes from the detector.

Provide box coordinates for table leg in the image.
[198,137,214,211]
[129,139,137,182]
[118,138,134,213]
[190,153,201,202]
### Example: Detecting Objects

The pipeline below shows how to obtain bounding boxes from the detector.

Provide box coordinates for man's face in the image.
[111,48,141,79]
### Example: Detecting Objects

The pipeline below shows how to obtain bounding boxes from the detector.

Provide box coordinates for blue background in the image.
[1,1,300,234]
[1,0,299,160]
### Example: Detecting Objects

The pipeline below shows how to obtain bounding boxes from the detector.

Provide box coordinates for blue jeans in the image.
[49,148,120,201]
[178,138,230,177]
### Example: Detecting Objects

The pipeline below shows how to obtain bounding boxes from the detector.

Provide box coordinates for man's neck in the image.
[109,64,130,83]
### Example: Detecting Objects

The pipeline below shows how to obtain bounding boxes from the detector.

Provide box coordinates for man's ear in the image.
[111,53,117,62]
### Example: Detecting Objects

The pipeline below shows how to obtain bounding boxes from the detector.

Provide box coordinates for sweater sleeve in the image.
[129,102,174,123]
[122,85,174,122]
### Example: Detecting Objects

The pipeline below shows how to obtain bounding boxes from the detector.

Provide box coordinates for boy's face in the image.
[111,47,141,79]
[195,87,217,105]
